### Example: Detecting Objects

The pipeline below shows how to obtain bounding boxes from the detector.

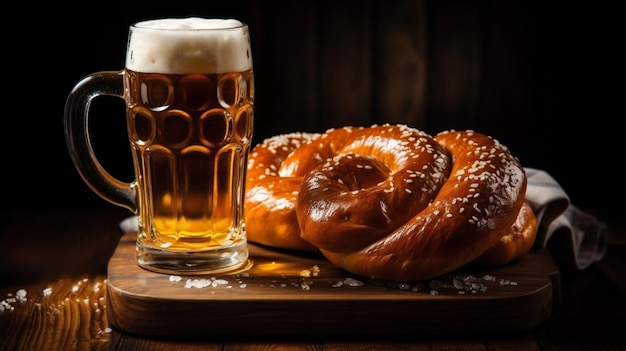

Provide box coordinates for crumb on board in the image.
[164,269,515,295]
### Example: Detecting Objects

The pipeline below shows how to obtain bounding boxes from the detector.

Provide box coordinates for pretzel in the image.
[245,132,321,252]
[473,200,537,266]
[245,125,536,282]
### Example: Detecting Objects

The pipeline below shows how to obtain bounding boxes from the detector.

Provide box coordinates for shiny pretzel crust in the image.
[245,125,536,282]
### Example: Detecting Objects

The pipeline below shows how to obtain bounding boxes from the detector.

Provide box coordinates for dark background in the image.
[6,0,619,224]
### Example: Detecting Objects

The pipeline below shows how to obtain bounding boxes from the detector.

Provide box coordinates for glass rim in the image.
[131,18,247,31]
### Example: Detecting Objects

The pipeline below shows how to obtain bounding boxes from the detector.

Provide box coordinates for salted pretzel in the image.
[245,132,321,252]
[245,125,536,282]
[473,200,537,266]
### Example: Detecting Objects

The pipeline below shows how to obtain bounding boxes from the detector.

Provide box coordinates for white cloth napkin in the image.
[119,216,138,235]
[119,168,608,271]
[524,168,607,270]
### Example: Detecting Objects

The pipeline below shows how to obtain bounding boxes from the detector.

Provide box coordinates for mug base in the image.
[135,239,252,275]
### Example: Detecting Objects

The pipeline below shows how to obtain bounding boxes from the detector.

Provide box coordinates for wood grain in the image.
[3,209,624,350]
[107,232,559,338]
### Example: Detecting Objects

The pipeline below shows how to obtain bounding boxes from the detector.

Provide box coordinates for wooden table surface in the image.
[1,208,625,351]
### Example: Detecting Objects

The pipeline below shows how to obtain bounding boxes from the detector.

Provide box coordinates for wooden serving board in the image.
[107,232,560,338]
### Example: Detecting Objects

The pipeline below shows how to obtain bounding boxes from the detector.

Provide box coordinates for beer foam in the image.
[126,17,252,74]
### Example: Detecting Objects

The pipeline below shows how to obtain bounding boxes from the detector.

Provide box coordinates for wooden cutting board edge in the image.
[106,232,560,338]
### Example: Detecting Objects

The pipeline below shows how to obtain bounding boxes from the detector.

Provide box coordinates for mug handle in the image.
[64,70,137,214]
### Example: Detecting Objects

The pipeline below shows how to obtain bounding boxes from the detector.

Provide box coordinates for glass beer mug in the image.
[64,18,254,275]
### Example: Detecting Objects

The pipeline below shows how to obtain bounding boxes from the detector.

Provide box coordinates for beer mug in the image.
[64,18,254,275]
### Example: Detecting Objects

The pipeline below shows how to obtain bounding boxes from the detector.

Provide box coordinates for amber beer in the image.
[64,18,254,274]
[128,69,254,249]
